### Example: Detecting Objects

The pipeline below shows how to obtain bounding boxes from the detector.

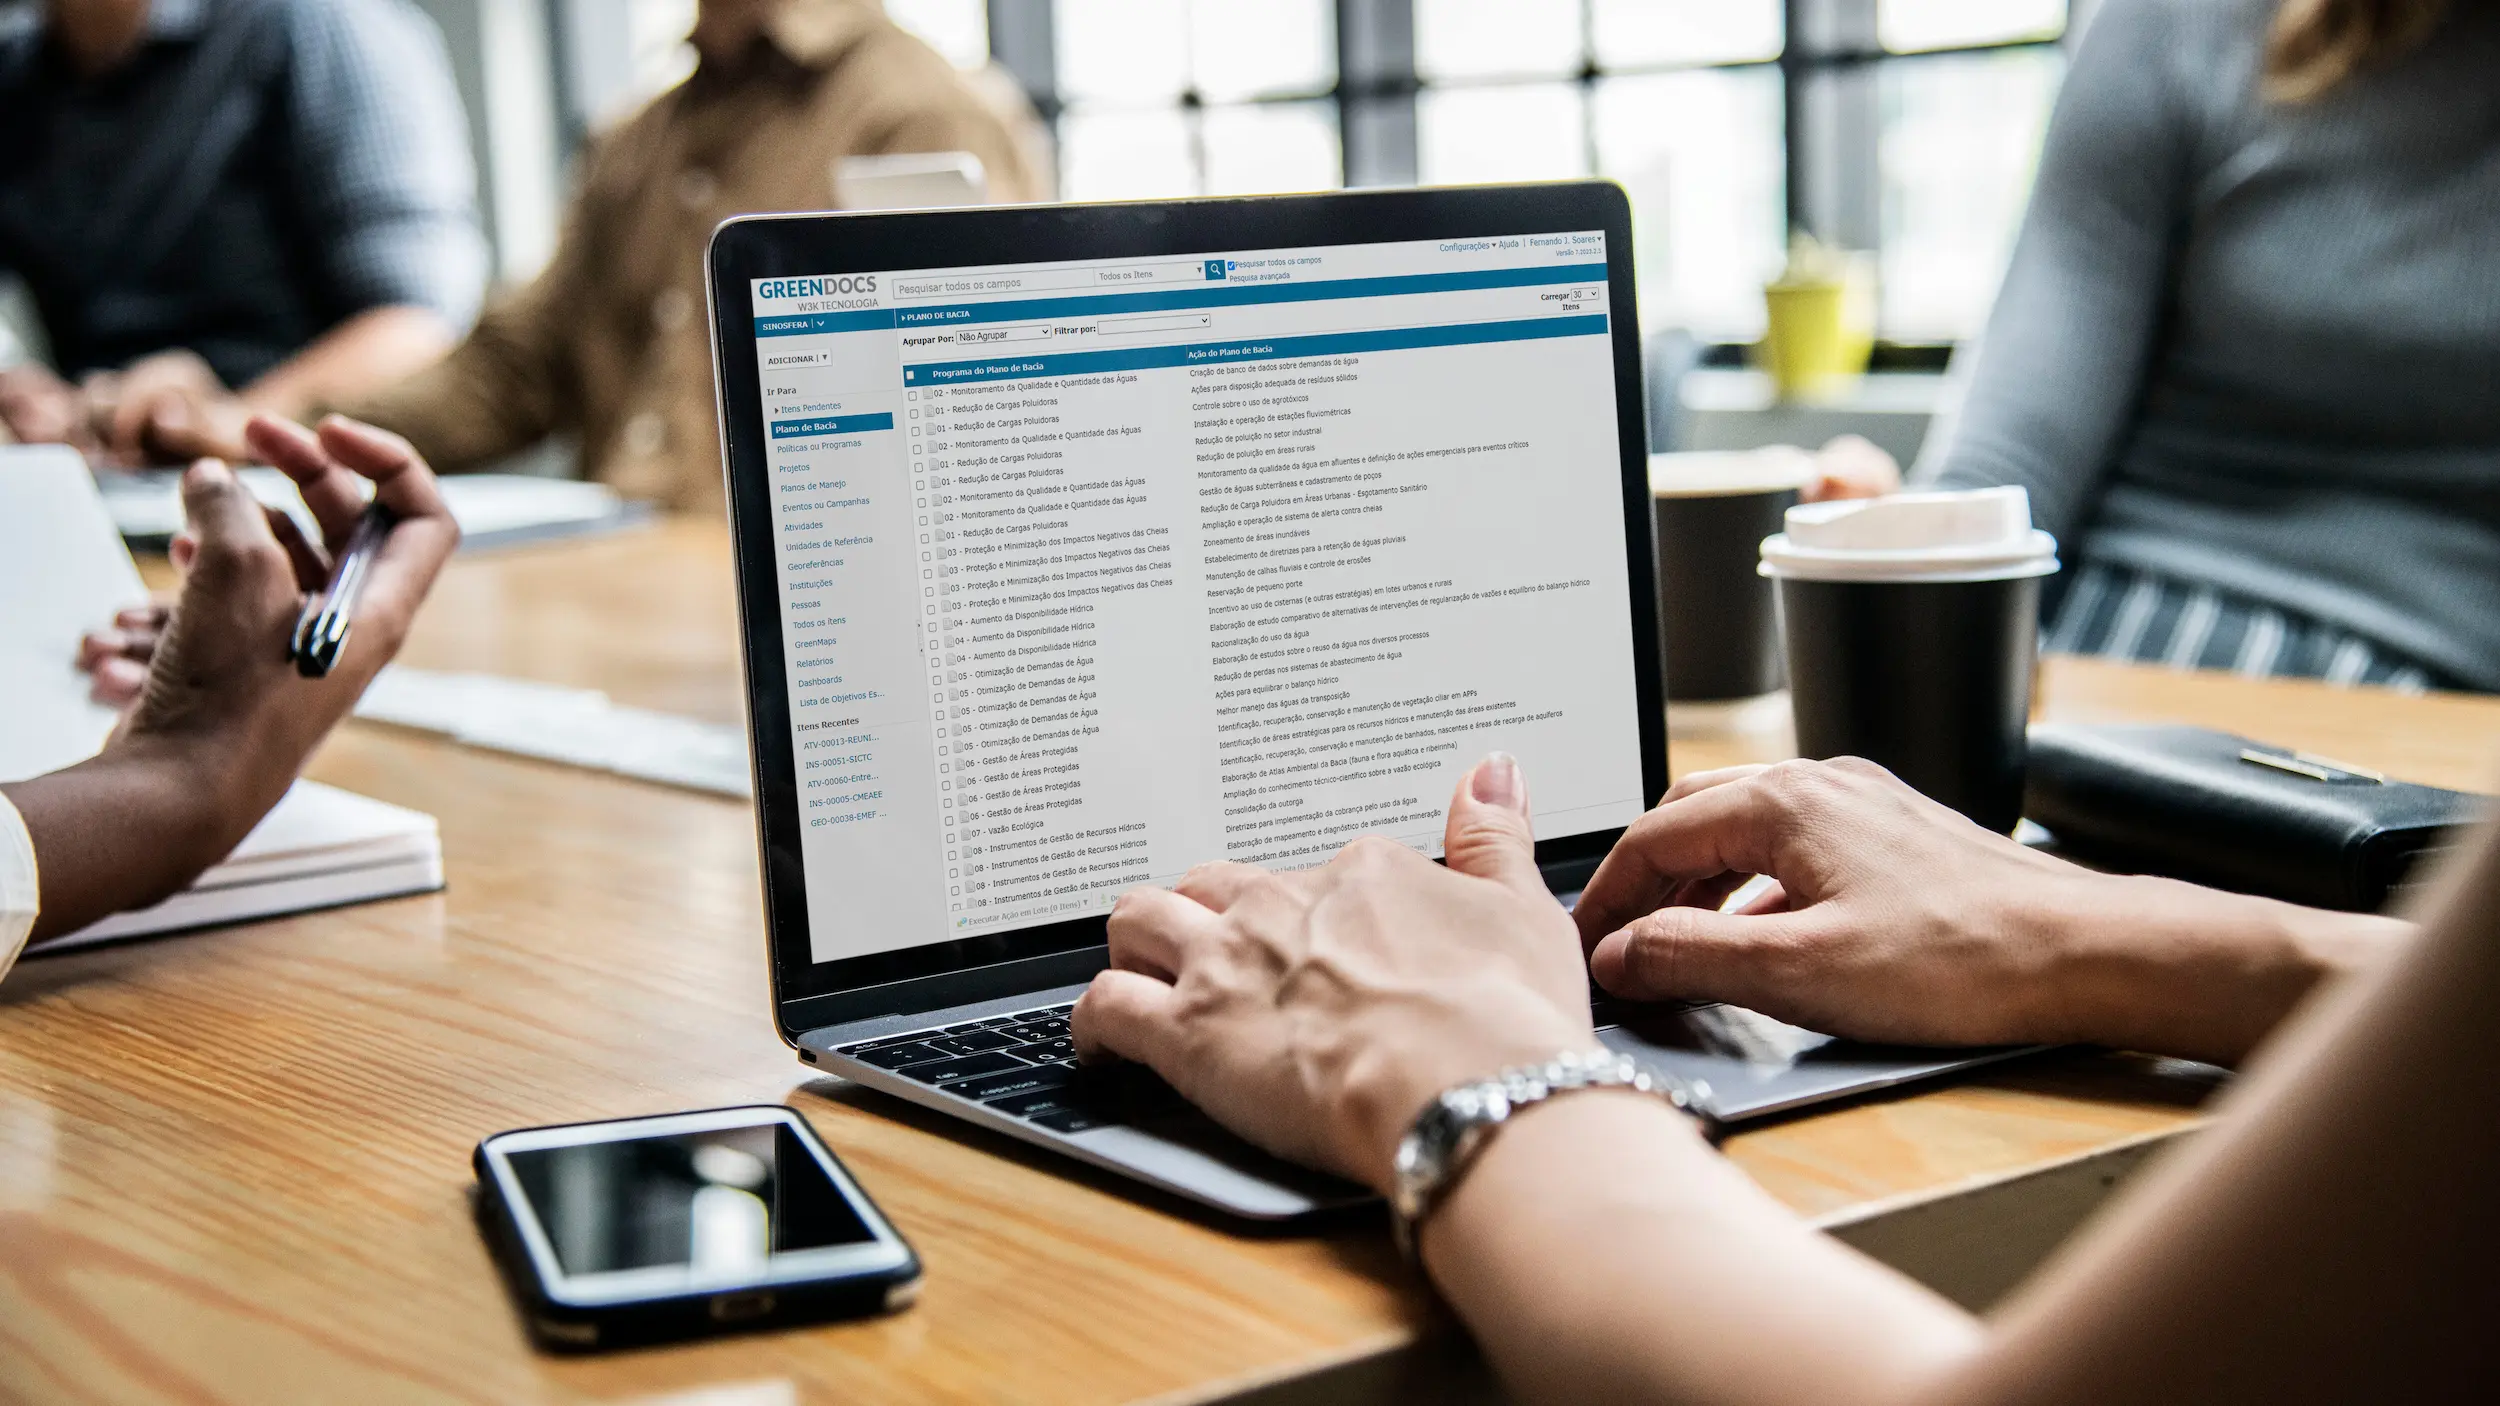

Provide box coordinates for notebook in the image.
[0,445,444,948]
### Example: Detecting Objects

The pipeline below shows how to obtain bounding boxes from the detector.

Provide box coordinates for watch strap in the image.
[1389,1048,1711,1260]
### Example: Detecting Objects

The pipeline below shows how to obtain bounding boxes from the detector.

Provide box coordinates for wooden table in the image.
[4,521,2493,1404]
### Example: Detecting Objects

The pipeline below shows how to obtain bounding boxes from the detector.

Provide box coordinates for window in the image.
[1592,68,1786,340]
[1407,0,2063,342]
[1865,1,2066,339]
[890,1,2067,345]
[1878,0,2064,53]
[1052,0,1343,200]
[1409,0,1788,340]
[1878,48,2061,340]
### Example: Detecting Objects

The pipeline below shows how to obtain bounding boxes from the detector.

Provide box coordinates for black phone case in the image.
[2024,723,2490,911]
[472,1108,922,1353]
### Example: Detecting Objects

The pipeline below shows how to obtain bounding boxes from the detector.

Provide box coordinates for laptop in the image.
[704,183,2030,1220]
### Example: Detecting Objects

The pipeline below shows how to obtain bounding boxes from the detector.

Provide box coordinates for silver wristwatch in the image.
[1389,1049,1712,1260]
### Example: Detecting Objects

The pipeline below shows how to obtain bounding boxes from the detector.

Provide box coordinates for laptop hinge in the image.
[781,945,1109,1037]
[1541,853,1601,896]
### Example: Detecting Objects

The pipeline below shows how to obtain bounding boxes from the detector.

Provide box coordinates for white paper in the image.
[91,468,629,545]
[356,666,753,798]
[0,446,151,782]
[203,779,443,887]
[46,781,442,948]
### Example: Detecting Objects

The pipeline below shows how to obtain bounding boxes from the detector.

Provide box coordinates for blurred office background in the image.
[437,0,2093,467]
[427,0,2085,337]
[1,0,2096,463]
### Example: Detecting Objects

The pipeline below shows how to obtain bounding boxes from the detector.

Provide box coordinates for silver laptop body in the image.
[707,185,2028,1220]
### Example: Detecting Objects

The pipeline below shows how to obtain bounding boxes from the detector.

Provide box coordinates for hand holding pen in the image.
[289,499,398,678]
[40,415,461,936]
[249,415,457,688]
[80,418,457,705]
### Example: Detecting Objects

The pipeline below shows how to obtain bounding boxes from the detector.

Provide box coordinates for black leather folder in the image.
[2024,723,2490,912]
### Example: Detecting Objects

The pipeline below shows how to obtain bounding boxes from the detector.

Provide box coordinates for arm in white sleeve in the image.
[0,792,37,986]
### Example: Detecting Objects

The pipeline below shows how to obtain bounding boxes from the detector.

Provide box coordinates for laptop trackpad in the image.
[1598,1003,2030,1122]
[1076,1113,1371,1216]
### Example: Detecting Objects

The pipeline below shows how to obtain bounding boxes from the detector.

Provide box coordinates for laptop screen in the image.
[742,230,1646,966]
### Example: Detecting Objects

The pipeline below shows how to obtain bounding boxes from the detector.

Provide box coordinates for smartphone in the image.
[473,1105,921,1351]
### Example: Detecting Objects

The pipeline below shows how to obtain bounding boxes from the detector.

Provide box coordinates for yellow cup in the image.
[1760,260,1875,401]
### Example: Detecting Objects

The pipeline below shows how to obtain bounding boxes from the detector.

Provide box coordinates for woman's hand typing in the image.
[1072,754,1599,1192]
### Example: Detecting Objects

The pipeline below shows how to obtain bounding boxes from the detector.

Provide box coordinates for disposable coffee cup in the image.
[1759,487,2059,834]
[1651,451,1814,704]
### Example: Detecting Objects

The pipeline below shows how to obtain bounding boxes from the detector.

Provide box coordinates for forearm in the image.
[243,306,455,424]
[0,738,253,943]
[1423,1093,1980,1406]
[2043,873,2410,1065]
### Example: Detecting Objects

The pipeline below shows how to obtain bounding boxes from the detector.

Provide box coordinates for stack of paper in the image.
[93,469,648,552]
[0,446,443,949]
[48,781,443,949]
[354,668,752,798]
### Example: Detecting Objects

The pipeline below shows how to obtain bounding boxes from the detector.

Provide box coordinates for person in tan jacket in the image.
[342,0,1042,515]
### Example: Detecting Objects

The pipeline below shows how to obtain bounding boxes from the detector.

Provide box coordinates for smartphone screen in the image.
[480,1107,914,1314]
[505,1121,874,1277]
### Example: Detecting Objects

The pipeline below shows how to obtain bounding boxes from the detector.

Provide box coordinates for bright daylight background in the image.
[0,3,2076,370]
[311,1,2077,364]
[852,0,2077,350]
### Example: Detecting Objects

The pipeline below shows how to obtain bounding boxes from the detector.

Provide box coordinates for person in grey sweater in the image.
[1919,0,2500,693]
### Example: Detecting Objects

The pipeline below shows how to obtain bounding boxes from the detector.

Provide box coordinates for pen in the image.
[288,501,397,679]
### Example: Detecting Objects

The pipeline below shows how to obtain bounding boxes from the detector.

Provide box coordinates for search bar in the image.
[892,262,1217,301]
[1095,313,1213,337]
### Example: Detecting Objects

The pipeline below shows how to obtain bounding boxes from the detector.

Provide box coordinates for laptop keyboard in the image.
[835,1004,1141,1134]
[833,989,1712,1137]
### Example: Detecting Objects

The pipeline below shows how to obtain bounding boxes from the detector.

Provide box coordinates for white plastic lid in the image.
[1757,486,2060,583]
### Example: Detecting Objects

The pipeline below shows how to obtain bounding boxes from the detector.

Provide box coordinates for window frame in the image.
[987,0,2064,350]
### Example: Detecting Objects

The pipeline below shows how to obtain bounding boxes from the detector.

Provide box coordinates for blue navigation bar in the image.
[754,262,1607,338]
[770,412,896,439]
[755,309,899,337]
[900,314,1608,386]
